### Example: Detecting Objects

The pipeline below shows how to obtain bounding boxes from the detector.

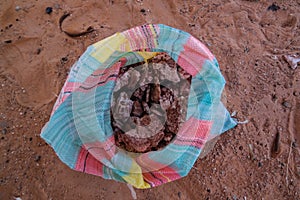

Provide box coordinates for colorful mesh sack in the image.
[41,24,237,189]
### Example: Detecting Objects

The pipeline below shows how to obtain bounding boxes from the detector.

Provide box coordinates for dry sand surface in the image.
[1,0,300,199]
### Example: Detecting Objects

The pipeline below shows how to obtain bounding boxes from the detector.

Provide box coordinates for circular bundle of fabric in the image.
[41,24,236,189]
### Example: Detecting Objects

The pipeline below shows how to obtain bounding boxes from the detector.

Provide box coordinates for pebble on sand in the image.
[15,6,21,11]
[282,101,292,108]
[267,3,280,11]
[45,7,53,14]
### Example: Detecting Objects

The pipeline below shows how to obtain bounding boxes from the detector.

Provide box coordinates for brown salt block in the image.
[113,127,123,134]
[166,57,176,68]
[166,104,180,133]
[131,116,140,125]
[160,98,171,110]
[131,101,143,117]
[112,119,124,130]
[178,96,188,121]
[161,87,174,101]
[178,71,192,80]
[140,115,151,126]
[169,100,181,112]
[127,69,141,89]
[153,52,169,62]
[150,131,164,147]
[151,54,164,62]
[152,63,180,83]
[170,85,180,97]
[119,130,164,153]
[136,113,165,137]
[119,62,144,76]
[177,65,192,80]
[112,117,134,132]
[151,84,161,103]
[161,87,167,93]
[150,104,167,117]
[114,129,126,148]
[166,123,179,134]
[140,84,149,92]
[165,117,179,134]
[119,132,152,153]
[145,85,151,102]
[167,110,181,123]
[165,123,179,134]
[115,132,124,144]
[142,101,150,114]
[113,92,133,119]
[124,118,136,131]
[163,132,173,142]
[132,88,144,101]
[155,140,168,150]
[118,134,138,152]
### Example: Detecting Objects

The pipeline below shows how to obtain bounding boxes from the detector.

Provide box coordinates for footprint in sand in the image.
[0,38,58,108]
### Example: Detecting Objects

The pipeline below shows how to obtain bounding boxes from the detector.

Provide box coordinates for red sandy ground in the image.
[0,0,299,199]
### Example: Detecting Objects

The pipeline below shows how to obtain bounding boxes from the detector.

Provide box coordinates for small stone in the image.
[61,57,68,63]
[15,6,21,11]
[35,155,41,162]
[36,48,42,55]
[140,9,146,13]
[54,4,60,9]
[0,121,8,134]
[2,129,7,134]
[284,55,300,70]
[178,191,181,199]
[271,94,277,102]
[4,40,12,44]
[282,101,292,108]
[45,7,53,14]
[0,121,8,129]
[267,3,280,11]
